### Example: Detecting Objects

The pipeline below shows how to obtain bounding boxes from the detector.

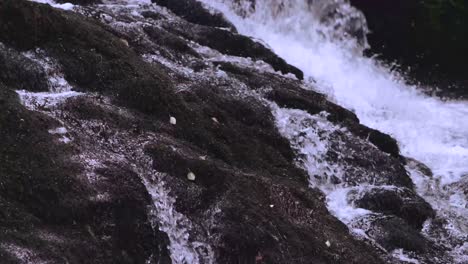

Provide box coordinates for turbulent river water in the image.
[199,0,468,262]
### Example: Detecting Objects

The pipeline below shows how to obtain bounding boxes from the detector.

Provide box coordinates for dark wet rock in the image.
[423,214,467,259]
[153,0,238,32]
[0,84,170,263]
[327,132,412,188]
[174,84,302,176]
[91,166,172,264]
[215,61,353,121]
[351,0,468,98]
[216,61,411,189]
[0,43,49,92]
[406,157,434,178]
[143,26,201,58]
[455,176,468,197]
[352,187,435,229]
[0,86,81,224]
[355,214,452,263]
[366,129,400,158]
[0,0,182,118]
[162,21,304,79]
[350,126,401,158]
[140,10,165,20]
[360,215,429,252]
[217,61,401,158]
[146,138,385,264]
[50,87,386,263]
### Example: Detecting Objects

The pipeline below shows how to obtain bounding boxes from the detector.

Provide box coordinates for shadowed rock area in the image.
[0,0,448,263]
[152,0,237,31]
[0,83,171,263]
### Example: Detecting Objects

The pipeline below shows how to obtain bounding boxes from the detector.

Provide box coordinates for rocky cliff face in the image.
[0,0,457,263]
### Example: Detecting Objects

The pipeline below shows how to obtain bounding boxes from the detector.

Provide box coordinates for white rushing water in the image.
[16,49,82,111]
[200,0,468,261]
[29,0,75,10]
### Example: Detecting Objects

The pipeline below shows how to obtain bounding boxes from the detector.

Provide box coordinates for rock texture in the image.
[152,0,237,31]
[0,83,171,263]
[0,0,449,263]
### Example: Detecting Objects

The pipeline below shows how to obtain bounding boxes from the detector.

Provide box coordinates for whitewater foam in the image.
[202,0,468,261]
[272,104,373,226]
[15,49,82,110]
[202,0,468,187]
[29,0,75,10]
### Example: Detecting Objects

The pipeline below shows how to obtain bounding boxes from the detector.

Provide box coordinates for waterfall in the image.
[200,0,468,262]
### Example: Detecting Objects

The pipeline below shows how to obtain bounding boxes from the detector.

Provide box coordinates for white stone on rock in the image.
[187,172,196,181]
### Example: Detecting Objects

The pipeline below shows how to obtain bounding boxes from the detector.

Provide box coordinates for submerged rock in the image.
[360,215,429,252]
[351,186,435,229]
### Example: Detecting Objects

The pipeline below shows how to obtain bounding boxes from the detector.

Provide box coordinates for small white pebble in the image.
[187,171,196,181]
[120,38,129,47]
[169,116,177,125]
[269,204,274,208]
[211,117,219,123]
[325,240,331,247]
[49,127,68,135]
[101,14,113,23]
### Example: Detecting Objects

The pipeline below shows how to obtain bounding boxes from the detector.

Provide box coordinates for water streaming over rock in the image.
[200,0,468,262]
[12,0,467,262]
[12,37,213,264]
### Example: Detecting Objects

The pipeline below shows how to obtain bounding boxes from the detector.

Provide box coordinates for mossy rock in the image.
[0,0,184,117]
[0,85,86,223]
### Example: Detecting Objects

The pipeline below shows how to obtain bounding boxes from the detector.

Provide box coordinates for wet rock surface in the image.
[0,43,49,92]
[0,0,180,117]
[0,0,451,263]
[0,84,170,263]
[161,20,304,80]
[352,186,435,229]
[152,0,237,31]
[356,215,430,252]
